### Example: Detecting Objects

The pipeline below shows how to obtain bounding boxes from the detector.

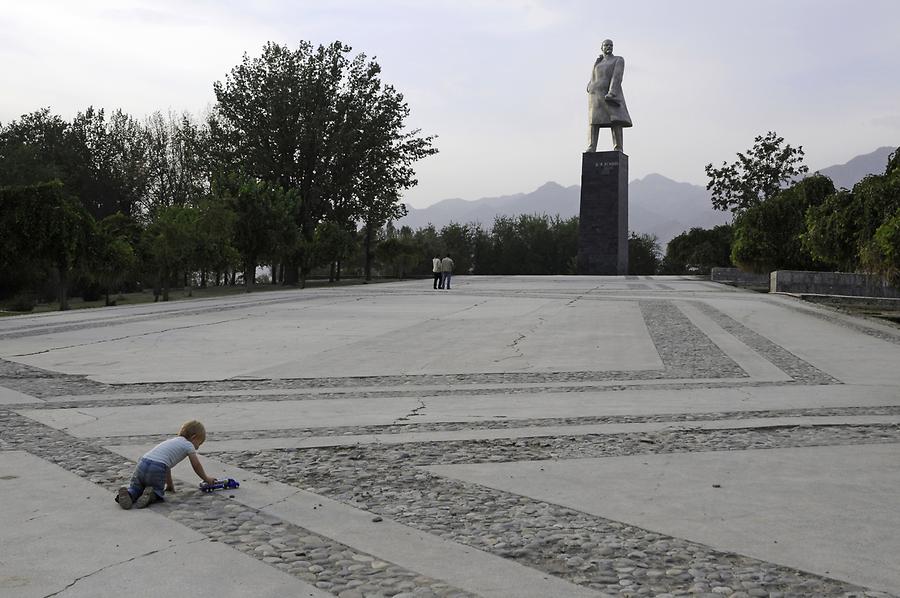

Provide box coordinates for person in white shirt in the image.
[432,255,442,289]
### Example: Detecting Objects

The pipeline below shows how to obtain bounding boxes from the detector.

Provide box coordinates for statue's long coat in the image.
[587,54,633,127]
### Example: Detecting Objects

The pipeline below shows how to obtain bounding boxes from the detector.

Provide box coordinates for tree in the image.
[69,107,150,219]
[142,205,198,301]
[0,108,73,187]
[628,232,661,275]
[864,210,900,285]
[212,41,435,284]
[802,190,861,271]
[661,225,733,274]
[91,213,138,305]
[439,223,475,275]
[376,235,419,279]
[731,175,834,273]
[804,149,900,273]
[0,181,95,310]
[195,198,239,287]
[144,110,210,216]
[312,221,357,282]
[218,175,295,290]
[705,131,809,214]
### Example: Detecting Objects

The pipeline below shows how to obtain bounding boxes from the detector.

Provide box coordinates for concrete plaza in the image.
[1,276,899,597]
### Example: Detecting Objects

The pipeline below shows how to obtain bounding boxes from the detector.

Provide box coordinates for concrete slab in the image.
[425,443,900,593]
[0,385,42,405]
[0,451,331,598]
[2,292,666,383]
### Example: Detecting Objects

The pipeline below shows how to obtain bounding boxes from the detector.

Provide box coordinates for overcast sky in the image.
[2,0,899,208]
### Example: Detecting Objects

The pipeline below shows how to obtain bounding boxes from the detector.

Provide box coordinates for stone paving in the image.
[2,276,900,597]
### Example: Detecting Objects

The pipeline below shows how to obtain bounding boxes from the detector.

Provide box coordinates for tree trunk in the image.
[283,260,298,286]
[230,270,236,286]
[271,263,278,285]
[162,268,170,302]
[244,258,256,292]
[58,267,70,311]
[364,223,374,282]
[200,270,207,288]
[329,262,336,283]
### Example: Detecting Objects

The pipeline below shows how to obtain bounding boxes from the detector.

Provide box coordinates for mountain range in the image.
[398,146,896,246]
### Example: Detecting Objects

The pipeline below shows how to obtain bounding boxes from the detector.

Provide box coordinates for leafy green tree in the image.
[731,175,834,273]
[313,221,357,282]
[439,222,475,275]
[69,107,150,219]
[804,149,900,272]
[0,181,95,309]
[142,205,199,301]
[0,109,73,187]
[706,131,809,214]
[144,110,210,216]
[467,215,577,275]
[217,175,295,290]
[802,190,861,271]
[0,108,150,220]
[212,41,435,284]
[195,198,239,287]
[863,211,900,285]
[376,234,419,279]
[628,232,662,275]
[410,225,444,275]
[91,213,139,305]
[661,225,733,274]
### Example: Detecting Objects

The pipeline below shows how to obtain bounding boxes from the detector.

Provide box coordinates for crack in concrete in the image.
[10,317,252,358]
[393,398,427,424]
[495,315,547,364]
[255,488,305,511]
[41,538,206,597]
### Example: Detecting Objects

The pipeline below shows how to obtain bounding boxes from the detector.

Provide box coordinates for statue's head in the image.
[601,39,614,55]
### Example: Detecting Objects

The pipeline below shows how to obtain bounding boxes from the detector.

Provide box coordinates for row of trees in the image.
[373,216,662,278]
[701,132,900,283]
[1,41,438,309]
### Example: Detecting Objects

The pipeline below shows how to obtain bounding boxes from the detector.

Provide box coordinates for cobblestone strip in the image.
[639,300,746,377]
[0,410,475,598]
[693,302,840,384]
[220,425,900,597]
[91,405,900,447]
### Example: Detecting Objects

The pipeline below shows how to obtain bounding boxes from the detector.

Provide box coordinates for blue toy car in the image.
[199,478,240,493]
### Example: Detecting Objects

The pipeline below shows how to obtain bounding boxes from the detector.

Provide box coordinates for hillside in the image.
[397,146,896,245]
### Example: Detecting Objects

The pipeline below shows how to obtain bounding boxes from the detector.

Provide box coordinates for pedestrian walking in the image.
[432,254,442,289]
[440,254,454,290]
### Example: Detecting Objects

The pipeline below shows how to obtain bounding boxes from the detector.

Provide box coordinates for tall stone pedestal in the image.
[577,151,628,275]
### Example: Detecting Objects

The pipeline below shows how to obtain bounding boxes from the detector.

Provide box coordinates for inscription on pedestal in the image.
[577,151,628,275]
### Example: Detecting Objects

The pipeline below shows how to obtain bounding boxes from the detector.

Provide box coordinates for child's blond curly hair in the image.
[179,420,206,440]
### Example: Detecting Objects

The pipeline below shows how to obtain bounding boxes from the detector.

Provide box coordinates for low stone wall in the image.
[710,267,770,288]
[770,270,900,298]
